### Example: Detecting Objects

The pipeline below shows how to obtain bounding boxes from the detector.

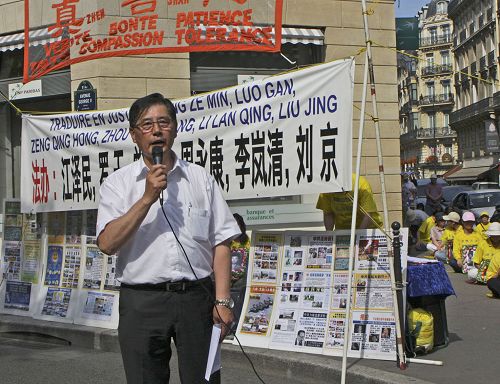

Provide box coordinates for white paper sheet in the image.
[205,324,222,381]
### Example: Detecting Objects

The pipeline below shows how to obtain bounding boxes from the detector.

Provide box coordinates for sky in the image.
[394,0,431,18]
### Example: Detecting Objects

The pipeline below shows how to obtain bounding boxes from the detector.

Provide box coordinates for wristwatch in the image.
[214,297,235,309]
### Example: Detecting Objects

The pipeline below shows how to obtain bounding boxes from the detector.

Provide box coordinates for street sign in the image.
[74,80,97,111]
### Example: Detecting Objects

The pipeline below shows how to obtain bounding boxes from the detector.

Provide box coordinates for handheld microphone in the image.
[152,146,164,205]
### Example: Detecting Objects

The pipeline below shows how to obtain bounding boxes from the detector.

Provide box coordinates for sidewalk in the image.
[0,263,497,384]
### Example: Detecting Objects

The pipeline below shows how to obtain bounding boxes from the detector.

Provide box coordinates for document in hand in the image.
[205,324,222,381]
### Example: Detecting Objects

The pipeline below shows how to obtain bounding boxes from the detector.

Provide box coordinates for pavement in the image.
[0,259,498,384]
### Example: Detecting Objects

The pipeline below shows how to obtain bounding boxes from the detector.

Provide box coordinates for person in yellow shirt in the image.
[450,211,482,274]
[415,213,437,252]
[469,222,500,284]
[484,223,500,298]
[475,211,490,240]
[316,174,383,230]
[435,211,462,263]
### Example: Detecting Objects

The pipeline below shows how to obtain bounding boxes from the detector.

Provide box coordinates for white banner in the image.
[21,59,354,213]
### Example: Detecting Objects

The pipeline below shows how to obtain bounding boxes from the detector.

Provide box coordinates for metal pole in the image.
[340,53,369,384]
[359,0,407,370]
[391,221,406,369]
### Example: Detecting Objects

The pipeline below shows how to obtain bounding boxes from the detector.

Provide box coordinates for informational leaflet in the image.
[83,247,104,289]
[239,286,275,336]
[103,254,121,291]
[333,235,350,271]
[250,233,282,284]
[355,233,389,271]
[349,311,396,357]
[305,234,333,270]
[353,272,393,310]
[41,287,71,317]
[4,281,31,311]
[61,246,81,288]
[65,211,83,245]
[325,312,346,351]
[82,292,115,320]
[45,245,63,286]
[21,241,41,283]
[22,213,41,242]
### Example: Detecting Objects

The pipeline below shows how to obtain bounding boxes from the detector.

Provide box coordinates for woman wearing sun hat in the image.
[475,211,491,240]
[482,222,500,297]
[470,222,500,285]
[450,211,482,274]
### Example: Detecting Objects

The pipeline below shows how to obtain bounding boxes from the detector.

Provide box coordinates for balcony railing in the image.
[419,34,452,47]
[419,93,454,106]
[416,127,457,139]
[450,97,496,124]
[421,64,453,76]
[488,51,496,67]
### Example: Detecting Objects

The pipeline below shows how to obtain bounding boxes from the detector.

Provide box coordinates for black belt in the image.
[121,276,211,292]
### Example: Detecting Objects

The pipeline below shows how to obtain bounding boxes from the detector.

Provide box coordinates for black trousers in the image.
[487,277,500,297]
[118,279,219,384]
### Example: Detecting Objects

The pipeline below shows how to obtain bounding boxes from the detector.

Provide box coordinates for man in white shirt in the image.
[97,93,240,384]
[401,173,417,213]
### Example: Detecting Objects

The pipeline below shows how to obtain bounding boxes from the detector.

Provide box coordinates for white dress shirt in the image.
[97,154,240,284]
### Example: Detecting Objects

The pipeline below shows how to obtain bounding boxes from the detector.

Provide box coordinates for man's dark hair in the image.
[129,93,177,129]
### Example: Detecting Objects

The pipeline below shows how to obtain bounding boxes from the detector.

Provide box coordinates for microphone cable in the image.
[159,203,267,384]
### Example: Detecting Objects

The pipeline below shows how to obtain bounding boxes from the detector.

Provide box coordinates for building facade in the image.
[0,0,402,228]
[448,0,500,183]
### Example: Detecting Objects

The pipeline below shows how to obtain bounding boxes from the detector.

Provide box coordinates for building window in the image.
[411,112,420,130]
[437,1,447,14]
[442,80,451,97]
[427,82,435,97]
[429,27,437,44]
[441,51,450,65]
[0,49,23,79]
[410,83,418,101]
[426,53,434,67]
[443,113,449,128]
[442,24,450,37]
[428,113,436,128]
[444,145,452,155]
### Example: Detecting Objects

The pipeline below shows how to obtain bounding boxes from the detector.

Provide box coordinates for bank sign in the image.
[24,0,282,82]
[21,59,354,213]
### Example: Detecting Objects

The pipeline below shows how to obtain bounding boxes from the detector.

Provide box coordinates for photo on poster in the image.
[334,235,351,271]
[44,245,63,286]
[21,241,41,284]
[41,288,72,317]
[325,312,346,350]
[22,213,41,241]
[83,247,104,289]
[250,233,282,284]
[82,291,115,319]
[349,311,396,357]
[239,286,275,336]
[356,234,389,271]
[3,243,21,281]
[306,234,333,270]
[4,281,31,311]
[103,254,121,291]
[61,246,82,288]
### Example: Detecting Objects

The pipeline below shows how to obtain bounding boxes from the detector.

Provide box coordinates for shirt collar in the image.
[134,151,188,179]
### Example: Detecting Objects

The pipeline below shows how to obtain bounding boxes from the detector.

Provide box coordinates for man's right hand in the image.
[143,164,167,205]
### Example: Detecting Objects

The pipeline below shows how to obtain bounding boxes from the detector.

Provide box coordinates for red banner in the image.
[24,0,283,83]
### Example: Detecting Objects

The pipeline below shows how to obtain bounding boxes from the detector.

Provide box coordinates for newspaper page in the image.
[61,246,81,288]
[82,247,104,289]
[41,287,72,317]
[324,312,346,351]
[81,291,115,320]
[44,245,63,286]
[22,213,41,242]
[3,242,21,281]
[239,286,275,336]
[331,272,349,310]
[4,281,31,311]
[103,254,121,291]
[333,235,351,271]
[305,234,334,270]
[353,272,393,310]
[250,233,282,284]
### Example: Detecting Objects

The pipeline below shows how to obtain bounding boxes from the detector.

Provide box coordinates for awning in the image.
[280,27,324,45]
[0,28,61,52]
[441,165,462,179]
[444,166,492,181]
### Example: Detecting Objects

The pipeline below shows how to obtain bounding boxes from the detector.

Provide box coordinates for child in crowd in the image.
[450,211,482,273]
[484,223,500,298]
[436,211,461,263]
[430,212,446,256]
[475,211,491,240]
[469,222,500,284]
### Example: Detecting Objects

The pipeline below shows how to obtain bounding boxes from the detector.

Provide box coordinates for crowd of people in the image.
[402,174,500,299]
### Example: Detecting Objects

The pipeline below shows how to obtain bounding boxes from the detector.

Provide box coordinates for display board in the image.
[235,229,408,361]
[0,200,119,328]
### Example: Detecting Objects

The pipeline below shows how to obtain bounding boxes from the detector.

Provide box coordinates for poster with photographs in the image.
[3,242,22,281]
[355,233,389,271]
[103,254,121,291]
[348,311,396,359]
[44,245,63,286]
[40,287,72,318]
[302,271,331,310]
[61,247,82,288]
[3,281,31,311]
[22,213,41,242]
[333,235,350,271]
[331,273,349,310]
[250,233,282,284]
[21,241,41,284]
[324,312,347,352]
[353,272,393,310]
[82,292,115,319]
[82,247,104,289]
[65,211,83,244]
[47,212,66,244]
[305,234,333,270]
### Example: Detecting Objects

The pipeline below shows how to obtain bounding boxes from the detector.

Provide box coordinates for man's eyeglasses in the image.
[135,118,173,133]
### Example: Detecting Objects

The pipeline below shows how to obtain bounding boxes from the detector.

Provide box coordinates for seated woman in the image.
[469,222,500,284]
[415,211,438,252]
[450,211,482,274]
[435,211,461,263]
[484,223,500,298]
[429,212,446,260]
[475,211,490,240]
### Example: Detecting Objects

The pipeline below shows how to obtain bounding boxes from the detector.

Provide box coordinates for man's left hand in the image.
[213,305,234,341]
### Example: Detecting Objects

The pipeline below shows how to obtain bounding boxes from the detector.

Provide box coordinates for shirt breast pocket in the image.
[189,207,210,241]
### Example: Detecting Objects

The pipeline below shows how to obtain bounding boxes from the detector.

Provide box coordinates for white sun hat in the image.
[486,222,500,237]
